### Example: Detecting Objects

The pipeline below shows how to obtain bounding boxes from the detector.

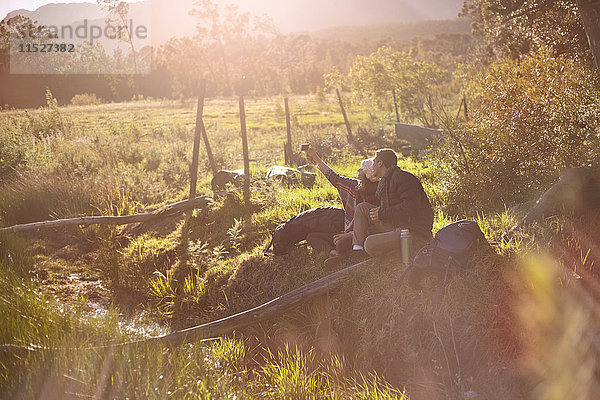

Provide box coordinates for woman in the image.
[324,158,379,267]
[302,143,379,263]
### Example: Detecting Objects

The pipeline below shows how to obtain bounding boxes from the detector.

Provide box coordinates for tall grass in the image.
[0,260,406,398]
[0,95,415,397]
[2,94,598,398]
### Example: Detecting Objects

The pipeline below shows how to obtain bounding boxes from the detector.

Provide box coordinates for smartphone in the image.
[300,143,309,151]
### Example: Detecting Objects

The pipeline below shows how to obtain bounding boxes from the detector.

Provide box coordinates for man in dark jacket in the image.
[352,148,434,258]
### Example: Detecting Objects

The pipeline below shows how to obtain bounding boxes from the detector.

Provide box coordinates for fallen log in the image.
[0,195,211,233]
[159,258,371,347]
[0,258,372,353]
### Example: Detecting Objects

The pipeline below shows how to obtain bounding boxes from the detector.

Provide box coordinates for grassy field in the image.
[0,93,598,399]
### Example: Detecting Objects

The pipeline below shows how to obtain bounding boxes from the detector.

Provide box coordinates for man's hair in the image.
[374,148,397,168]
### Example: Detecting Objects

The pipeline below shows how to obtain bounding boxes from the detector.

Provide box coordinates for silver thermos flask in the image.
[400,229,411,265]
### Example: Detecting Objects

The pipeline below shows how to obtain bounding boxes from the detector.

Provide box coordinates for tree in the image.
[348,47,450,127]
[156,37,214,96]
[97,0,140,74]
[190,0,278,94]
[461,0,589,62]
[0,15,65,74]
[432,49,600,213]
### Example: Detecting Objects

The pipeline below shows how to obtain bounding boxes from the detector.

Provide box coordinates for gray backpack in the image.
[407,220,490,290]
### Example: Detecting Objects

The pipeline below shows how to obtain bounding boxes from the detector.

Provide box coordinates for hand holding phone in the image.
[370,207,380,222]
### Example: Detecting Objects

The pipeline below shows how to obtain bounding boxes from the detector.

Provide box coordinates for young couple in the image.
[303,144,434,267]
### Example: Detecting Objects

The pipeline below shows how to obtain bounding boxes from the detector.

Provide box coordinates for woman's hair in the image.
[360,158,377,181]
[356,176,379,205]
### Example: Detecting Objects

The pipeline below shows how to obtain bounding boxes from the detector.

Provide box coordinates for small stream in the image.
[85,300,171,339]
[46,271,171,341]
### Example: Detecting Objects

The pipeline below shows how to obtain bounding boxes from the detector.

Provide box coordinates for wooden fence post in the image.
[189,88,203,198]
[284,97,293,165]
[336,88,353,141]
[284,143,290,165]
[239,95,251,204]
[336,88,368,157]
[455,95,469,123]
[199,81,218,177]
[455,97,464,123]
[190,80,217,198]
[392,88,400,123]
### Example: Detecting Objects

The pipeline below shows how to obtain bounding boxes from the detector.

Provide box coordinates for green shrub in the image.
[0,172,98,225]
[24,89,69,139]
[348,46,451,127]
[0,118,27,180]
[432,50,600,214]
[70,93,102,106]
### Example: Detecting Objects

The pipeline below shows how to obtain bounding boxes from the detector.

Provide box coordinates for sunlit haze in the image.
[3,0,463,34]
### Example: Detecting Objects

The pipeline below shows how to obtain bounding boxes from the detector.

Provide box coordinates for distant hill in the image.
[6,1,184,49]
[6,3,107,28]
[4,0,465,42]
[312,18,472,42]
[4,1,472,56]
[3,0,469,57]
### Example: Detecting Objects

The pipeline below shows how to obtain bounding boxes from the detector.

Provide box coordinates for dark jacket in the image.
[376,166,434,240]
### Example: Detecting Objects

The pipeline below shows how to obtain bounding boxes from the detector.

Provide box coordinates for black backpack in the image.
[265,206,344,255]
[407,220,490,290]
